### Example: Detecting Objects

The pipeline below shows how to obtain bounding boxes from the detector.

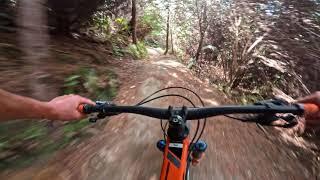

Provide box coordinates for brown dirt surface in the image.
[1,53,319,180]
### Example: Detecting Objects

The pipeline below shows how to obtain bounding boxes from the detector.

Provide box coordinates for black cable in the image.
[192,115,247,142]
[164,121,168,137]
[160,120,169,139]
[138,94,200,144]
[136,92,202,145]
[136,94,197,107]
[136,93,200,143]
[195,117,207,143]
[160,119,166,139]
[137,91,199,139]
[135,87,207,158]
[138,87,206,146]
[136,86,204,106]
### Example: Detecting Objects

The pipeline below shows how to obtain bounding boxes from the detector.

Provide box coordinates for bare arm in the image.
[0,89,95,121]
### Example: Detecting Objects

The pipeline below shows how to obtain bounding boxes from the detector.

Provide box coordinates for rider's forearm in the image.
[0,89,53,121]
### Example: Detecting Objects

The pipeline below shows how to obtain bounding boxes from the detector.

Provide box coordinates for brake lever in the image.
[243,99,299,128]
[243,113,298,128]
[276,114,298,128]
[88,101,120,123]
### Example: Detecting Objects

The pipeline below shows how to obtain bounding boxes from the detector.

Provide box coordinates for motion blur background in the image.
[0,0,319,179]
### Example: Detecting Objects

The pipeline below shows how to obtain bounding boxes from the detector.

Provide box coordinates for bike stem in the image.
[167,106,189,141]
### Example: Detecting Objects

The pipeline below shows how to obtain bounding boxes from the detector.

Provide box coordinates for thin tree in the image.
[170,27,174,54]
[194,1,208,62]
[131,0,137,44]
[18,0,58,100]
[164,1,170,55]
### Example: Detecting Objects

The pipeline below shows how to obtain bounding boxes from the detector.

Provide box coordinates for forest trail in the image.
[1,52,317,180]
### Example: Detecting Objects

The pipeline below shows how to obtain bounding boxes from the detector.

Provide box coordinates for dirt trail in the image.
[2,54,317,180]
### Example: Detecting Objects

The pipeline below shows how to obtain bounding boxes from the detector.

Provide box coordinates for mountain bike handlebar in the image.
[78,101,319,120]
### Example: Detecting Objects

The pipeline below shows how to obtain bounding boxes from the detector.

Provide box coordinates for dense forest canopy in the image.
[1,0,319,102]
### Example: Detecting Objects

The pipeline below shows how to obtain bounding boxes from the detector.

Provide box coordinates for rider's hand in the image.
[297,91,320,127]
[45,94,95,121]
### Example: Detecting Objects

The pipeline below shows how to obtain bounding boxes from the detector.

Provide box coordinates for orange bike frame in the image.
[160,137,190,180]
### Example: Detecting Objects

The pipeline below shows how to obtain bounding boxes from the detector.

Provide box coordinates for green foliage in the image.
[187,58,196,69]
[144,38,160,48]
[17,124,47,141]
[81,69,99,93]
[127,44,139,58]
[175,48,185,61]
[127,41,148,59]
[140,7,163,36]
[115,17,129,32]
[0,119,91,170]
[64,75,81,94]
[63,119,90,134]
[137,5,164,46]
[93,12,111,34]
[216,82,230,94]
[63,67,119,100]
[112,44,125,57]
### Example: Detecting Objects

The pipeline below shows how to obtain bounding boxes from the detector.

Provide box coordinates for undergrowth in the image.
[127,41,148,59]
[0,66,119,171]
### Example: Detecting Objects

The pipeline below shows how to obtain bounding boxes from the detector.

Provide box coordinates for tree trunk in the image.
[18,0,58,101]
[221,52,228,82]
[164,6,170,55]
[170,27,174,54]
[194,2,207,62]
[195,32,204,62]
[131,0,137,44]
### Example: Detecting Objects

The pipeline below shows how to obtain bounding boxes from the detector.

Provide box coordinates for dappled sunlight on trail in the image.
[1,0,319,179]
[2,55,318,180]
[152,59,185,68]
